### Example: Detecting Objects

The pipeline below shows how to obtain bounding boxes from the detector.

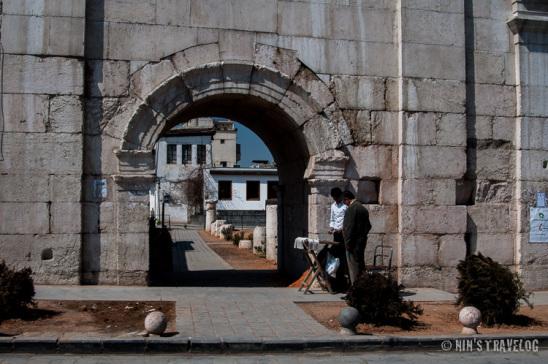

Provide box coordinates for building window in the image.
[166,144,177,164]
[197,144,206,164]
[220,139,225,144]
[218,180,232,200]
[181,144,191,164]
[267,181,278,200]
[246,181,260,201]
[220,161,227,167]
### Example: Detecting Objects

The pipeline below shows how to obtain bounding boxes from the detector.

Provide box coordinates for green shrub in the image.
[0,261,35,321]
[456,253,531,326]
[221,226,233,241]
[254,245,266,258]
[232,231,244,246]
[346,272,422,328]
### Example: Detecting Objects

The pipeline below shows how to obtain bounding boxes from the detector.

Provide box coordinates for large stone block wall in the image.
[0,0,547,290]
[0,0,85,283]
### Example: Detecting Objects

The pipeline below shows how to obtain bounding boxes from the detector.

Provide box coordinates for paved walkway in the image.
[171,229,232,272]
[34,286,335,339]
[30,227,548,340]
[166,229,284,287]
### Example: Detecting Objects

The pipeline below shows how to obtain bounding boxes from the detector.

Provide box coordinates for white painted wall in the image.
[205,170,278,211]
[156,135,213,178]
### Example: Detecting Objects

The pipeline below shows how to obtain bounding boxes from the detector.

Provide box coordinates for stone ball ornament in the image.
[338,306,360,335]
[144,310,168,335]
[459,306,481,335]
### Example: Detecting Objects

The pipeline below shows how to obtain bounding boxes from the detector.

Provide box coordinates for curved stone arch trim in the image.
[113,42,353,177]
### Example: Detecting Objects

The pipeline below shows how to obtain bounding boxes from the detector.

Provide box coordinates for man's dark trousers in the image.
[343,200,371,285]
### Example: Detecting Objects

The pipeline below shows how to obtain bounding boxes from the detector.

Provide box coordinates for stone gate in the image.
[1,0,547,290]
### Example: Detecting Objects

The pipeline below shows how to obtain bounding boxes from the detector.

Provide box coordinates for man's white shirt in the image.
[329,201,347,230]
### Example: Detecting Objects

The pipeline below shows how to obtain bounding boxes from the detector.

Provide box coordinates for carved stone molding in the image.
[508,10,548,33]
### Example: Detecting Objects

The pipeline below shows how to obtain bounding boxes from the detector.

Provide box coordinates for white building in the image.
[205,167,278,227]
[152,118,277,226]
[152,119,215,224]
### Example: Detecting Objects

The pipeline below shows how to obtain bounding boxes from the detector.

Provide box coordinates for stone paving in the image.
[30,230,548,341]
[35,285,335,339]
[171,229,233,272]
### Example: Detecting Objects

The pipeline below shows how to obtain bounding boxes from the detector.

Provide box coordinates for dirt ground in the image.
[199,230,277,270]
[298,302,548,336]
[0,300,176,337]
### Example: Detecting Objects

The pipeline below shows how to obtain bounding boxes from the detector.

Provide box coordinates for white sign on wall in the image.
[94,179,108,200]
[530,208,548,243]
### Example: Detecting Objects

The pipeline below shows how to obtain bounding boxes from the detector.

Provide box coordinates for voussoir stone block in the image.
[172,43,221,73]
[254,43,301,79]
[88,60,130,97]
[130,60,177,100]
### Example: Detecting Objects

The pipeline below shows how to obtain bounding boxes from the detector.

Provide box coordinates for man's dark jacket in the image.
[342,200,372,251]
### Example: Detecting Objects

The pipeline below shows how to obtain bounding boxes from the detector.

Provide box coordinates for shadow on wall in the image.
[81,0,105,284]
[148,217,174,285]
[522,0,548,12]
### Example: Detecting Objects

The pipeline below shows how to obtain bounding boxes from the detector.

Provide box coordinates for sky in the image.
[234,122,273,167]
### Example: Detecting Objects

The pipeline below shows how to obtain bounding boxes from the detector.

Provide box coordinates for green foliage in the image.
[232,231,244,246]
[0,261,35,321]
[346,272,422,328]
[456,253,531,326]
[254,245,266,258]
[220,226,233,241]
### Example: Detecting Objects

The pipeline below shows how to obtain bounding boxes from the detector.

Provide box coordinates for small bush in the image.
[254,245,266,258]
[221,226,233,241]
[456,253,531,326]
[0,261,35,321]
[346,272,422,328]
[232,231,244,246]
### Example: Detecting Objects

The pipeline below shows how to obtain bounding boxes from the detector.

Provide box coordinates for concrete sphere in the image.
[144,310,167,335]
[338,307,360,330]
[459,306,481,334]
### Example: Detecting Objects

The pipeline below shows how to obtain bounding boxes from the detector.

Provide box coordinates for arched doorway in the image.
[88,43,351,285]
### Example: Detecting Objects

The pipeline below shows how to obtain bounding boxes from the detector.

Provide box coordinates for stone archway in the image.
[89,43,351,284]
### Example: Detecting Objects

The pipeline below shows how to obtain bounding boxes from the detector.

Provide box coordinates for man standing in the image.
[342,190,372,285]
[328,187,348,291]
[329,187,347,243]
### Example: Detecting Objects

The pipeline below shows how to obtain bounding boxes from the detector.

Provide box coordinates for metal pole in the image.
[162,194,166,228]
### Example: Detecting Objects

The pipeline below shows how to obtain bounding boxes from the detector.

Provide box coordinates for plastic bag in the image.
[325,252,340,278]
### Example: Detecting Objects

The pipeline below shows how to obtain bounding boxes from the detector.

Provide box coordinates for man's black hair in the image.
[343,190,355,200]
[330,187,342,199]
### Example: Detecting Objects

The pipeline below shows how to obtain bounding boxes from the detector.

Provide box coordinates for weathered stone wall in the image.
[0,0,85,283]
[0,0,547,290]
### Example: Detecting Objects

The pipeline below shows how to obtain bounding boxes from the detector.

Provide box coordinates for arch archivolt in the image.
[104,42,351,180]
